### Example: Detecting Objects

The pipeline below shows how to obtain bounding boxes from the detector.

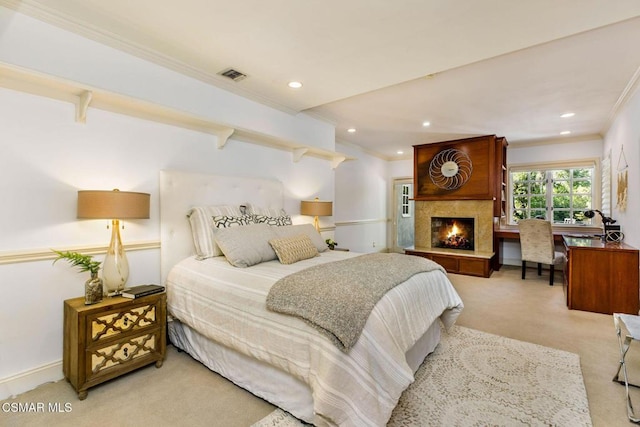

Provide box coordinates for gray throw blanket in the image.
[266,253,446,352]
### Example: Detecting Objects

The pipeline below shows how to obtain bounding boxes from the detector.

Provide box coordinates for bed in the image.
[159,170,463,426]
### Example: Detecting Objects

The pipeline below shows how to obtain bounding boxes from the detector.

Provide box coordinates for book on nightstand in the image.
[121,284,165,299]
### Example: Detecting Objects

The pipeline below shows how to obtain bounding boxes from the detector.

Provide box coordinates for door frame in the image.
[391,177,414,253]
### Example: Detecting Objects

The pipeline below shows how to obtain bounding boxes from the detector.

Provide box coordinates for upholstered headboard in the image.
[159,170,284,284]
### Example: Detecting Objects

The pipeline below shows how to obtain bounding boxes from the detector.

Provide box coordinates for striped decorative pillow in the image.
[269,234,319,265]
[243,203,287,218]
[187,206,245,259]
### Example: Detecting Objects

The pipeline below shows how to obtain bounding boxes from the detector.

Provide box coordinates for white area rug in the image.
[252,326,592,426]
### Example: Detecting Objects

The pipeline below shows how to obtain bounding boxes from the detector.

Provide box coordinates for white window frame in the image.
[507,158,601,226]
[401,184,411,218]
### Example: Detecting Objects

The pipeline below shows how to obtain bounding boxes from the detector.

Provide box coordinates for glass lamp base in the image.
[102,219,129,296]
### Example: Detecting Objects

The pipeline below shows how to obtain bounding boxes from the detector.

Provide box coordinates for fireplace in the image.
[431,217,475,251]
[411,200,493,277]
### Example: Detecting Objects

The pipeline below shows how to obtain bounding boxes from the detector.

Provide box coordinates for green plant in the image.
[325,238,338,249]
[52,250,101,275]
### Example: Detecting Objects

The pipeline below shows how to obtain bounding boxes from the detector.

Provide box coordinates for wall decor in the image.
[413,135,505,207]
[616,145,628,212]
[428,148,473,190]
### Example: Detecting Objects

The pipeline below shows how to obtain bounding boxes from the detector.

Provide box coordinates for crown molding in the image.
[603,63,640,135]
[508,133,603,148]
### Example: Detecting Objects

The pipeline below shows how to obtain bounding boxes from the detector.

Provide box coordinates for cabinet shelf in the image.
[0,62,353,168]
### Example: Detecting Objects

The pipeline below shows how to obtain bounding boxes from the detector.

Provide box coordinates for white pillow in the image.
[273,224,328,252]
[187,205,244,259]
[243,203,287,218]
[215,224,278,267]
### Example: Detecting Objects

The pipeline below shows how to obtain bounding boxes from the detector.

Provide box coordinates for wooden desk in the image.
[492,227,600,271]
[494,229,565,243]
[562,236,639,315]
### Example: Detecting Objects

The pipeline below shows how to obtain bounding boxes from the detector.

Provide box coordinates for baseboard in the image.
[0,360,64,400]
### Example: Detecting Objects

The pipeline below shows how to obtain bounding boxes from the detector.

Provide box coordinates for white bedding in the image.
[166,250,463,426]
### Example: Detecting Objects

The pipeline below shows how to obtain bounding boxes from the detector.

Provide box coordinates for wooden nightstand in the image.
[63,292,167,400]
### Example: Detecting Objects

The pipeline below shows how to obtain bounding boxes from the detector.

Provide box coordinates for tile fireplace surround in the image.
[415,200,494,253]
[409,200,495,277]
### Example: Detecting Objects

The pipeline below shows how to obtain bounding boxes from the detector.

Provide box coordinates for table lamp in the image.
[77,189,150,295]
[300,197,333,232]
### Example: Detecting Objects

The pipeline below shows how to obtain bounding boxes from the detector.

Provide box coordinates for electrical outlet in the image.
[372,241,376,248]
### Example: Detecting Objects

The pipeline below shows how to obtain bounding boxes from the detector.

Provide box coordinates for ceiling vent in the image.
[218,68,248,82]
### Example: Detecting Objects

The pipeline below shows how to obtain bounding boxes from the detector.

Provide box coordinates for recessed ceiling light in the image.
[347,128,356,133]
[288,81,303,89]
[422,121,431,127]
[397,150,404,155]
[560,130,571,135]
[560,112,575,118]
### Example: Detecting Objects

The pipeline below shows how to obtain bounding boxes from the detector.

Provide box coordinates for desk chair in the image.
[518,219,565,286]
[614,313,640,423]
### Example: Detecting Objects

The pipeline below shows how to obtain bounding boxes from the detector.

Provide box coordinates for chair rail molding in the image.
[0,240,160,265]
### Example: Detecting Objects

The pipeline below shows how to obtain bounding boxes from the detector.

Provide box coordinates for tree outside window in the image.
[510,166,594,225]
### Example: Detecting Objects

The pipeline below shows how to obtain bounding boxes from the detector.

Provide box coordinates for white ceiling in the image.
[4,0,640,158]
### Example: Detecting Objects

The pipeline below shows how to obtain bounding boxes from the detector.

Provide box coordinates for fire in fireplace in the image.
[431,217,475,251]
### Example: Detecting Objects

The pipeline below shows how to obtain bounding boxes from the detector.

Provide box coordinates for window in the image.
[509,161,598,225]
[401,184,411,217]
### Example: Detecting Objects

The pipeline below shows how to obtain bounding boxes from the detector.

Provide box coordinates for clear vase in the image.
[85,272,103,305]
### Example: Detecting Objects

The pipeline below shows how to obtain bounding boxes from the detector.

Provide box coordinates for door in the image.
[391,178,414,253]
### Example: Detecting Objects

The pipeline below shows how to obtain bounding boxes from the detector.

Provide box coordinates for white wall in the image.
[0,8,334,152]
[507,138,603,165]
[334,143,389,253]
[0,6,340,399]
[604,86,640,248]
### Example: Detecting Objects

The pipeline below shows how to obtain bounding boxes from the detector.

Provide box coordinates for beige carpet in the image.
[0,266,632,426]
[252,325,591,427]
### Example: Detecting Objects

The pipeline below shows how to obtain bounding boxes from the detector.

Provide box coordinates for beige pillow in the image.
[269,234,319,265]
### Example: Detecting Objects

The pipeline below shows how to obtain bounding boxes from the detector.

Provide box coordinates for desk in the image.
[492,227,599,271]
[494,228,565,243]
[563,236,639,315]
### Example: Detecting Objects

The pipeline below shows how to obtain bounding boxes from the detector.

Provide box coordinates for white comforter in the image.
[166,251,463,426]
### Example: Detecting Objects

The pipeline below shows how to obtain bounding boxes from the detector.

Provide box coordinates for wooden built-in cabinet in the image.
[405,249,492,278]
[63,292,167,399]
[411,135,507,277]
[495,136,508,220]
[563,236,639,315]
[414,135,504,203]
